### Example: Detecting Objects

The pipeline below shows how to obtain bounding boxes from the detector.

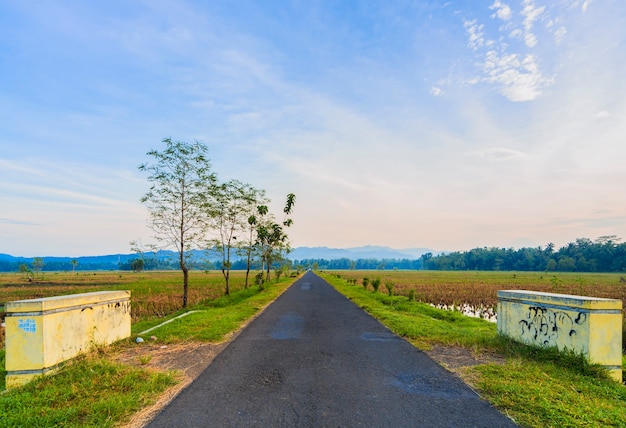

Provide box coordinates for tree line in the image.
[137,138,296,307]
[422,236,626,272]
[5,236,626,275]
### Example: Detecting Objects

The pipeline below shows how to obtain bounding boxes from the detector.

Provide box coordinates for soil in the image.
[425,345,507,371]
[116,337,506,428]
[116,340,230,428]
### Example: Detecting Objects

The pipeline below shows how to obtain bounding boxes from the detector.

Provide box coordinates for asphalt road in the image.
[146,271,517,427]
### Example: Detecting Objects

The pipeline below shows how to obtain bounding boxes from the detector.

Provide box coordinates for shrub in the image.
[384,280,394,296]
[371,278,381,293]
[362,277,369,290]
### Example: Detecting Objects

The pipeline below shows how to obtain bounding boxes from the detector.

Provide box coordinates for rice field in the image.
[331,270,626,330]
[0,270,259,348]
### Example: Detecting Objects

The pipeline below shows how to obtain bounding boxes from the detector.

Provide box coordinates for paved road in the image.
[147,271,517,427]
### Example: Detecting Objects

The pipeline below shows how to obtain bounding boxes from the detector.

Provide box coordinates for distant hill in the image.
[288,246,435,260]
[0,246,437,272]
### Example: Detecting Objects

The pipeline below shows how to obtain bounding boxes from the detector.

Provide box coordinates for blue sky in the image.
[1,0,625,257]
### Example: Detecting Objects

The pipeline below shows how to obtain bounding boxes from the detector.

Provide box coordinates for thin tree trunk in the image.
[183,267,189,308]
[244,249,251,288]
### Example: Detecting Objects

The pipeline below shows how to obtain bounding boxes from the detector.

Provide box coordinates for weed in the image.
[138,355,153,365]
[384,280,394,296]
[371,278,381,293]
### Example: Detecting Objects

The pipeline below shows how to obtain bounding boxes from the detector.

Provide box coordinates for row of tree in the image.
[6,235,626,276]
[422,236,626,272]
[138,138,296,307]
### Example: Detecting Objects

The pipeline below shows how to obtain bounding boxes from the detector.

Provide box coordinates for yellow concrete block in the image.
[497,290,622,382]
[5,290,131,389]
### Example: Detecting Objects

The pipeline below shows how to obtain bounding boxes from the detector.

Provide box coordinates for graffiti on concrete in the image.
[519,306,587,347]
[18,318,37,333]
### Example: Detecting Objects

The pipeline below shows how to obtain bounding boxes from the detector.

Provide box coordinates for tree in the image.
[139,138,217,308]
[70,259,78,273]
[255,194,296,284]
[32,257,44,279]
[18,263,32,279]
[208,180,261,295]
[235,189,268,288]
[130,258,145,273]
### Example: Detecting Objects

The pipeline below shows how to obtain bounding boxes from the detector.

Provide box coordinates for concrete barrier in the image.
[4,290,131,389]
[497,290,622,382]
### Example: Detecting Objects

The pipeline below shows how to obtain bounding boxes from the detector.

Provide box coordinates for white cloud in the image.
[489,1,513,21]
[430,86,443,96]
[464,19,485,51]
[521,0,546,47]
[474,147,531,161]
[483,51,551,101]
[582,0,593,13]
[554,26,567,45]
[456,0,582,102]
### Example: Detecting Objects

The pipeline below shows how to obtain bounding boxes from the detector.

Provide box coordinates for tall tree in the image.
[256,193,296,283]
[235,188,268,288]
[208,180,261,295]
[32,257,45,278]
[139,138,217,308]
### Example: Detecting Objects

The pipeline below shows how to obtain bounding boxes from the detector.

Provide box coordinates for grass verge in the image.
[1,277,295,427]
[322,273,626,428]
[131,282,292,343]
[0,350,177,427]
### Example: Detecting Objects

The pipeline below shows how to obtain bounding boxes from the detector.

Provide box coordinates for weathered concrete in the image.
[497,290,622,382]
[4,290,131,388]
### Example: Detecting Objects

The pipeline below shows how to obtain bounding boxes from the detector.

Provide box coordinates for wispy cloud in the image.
[489,1,513,21]
[474,147,531,161]
[450,0,597,102]
[0,218,40,226]
[520,0,545,47]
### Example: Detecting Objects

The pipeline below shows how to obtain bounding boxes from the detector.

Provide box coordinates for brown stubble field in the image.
[332,270,626,327]
[0,270,252,347]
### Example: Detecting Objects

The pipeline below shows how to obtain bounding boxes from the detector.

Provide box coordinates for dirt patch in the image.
[425,345,506,372]
[115,340,229,428]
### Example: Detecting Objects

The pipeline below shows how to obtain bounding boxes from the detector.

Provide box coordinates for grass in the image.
[322,272,626,428]
[1,356,177,427]
[131,282,292,343]
[0,270,297,427]
[331,270,626,347]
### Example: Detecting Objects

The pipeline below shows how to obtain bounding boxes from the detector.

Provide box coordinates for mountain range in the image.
[288,246,434,260]
[0,246,436,269]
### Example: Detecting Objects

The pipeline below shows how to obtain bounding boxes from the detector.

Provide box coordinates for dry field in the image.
[333,270,626,326]
[0,270,255,347]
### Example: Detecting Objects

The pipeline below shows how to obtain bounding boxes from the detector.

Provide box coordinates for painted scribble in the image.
[518,306,587,348]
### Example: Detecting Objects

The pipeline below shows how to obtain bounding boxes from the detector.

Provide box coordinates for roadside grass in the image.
[0,273,296,427]
[0,349,177,427]
[0,349,5,391]
[322,273,626,428]
[131,282,292,343]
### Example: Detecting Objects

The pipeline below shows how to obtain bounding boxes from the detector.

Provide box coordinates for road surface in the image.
[146,271,517,427]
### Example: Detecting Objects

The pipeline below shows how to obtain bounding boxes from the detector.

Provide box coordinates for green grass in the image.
[0,349,5,391]
[322,272,626,428]
[473,359,626,427]
[0,352,177,427]
[131,283,291,343]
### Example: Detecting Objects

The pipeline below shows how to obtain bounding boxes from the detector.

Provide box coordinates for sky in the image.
[1,0,626,257]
